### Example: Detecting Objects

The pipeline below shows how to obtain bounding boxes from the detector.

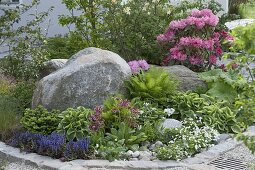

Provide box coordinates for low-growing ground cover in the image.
[0,0,254,165]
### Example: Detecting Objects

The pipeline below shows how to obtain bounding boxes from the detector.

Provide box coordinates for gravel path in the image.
[1,163,40,170]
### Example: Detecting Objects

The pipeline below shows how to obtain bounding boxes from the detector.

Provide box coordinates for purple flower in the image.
[128,60,150,73]
[128,60,140,73]
[64,138,90,160]
[119,99,131,107]
[138,60,150,71]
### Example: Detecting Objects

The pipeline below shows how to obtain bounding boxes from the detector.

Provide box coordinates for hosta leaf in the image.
[207,81,237,102]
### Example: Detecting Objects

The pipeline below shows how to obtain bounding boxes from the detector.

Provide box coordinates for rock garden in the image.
[0,0,255,169]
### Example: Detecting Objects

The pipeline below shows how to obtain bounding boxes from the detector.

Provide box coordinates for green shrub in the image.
[229,0,252,15]
[0,0,52,81]
[45,33,86,60]
[59,0,229,64]
[20,106,60,135]
[235,81,255,126]
[59,0,170,64]
[0,80,13,95]
[10,81,36,112]
[125,67,178,106]
[231,23,255,54]
[238,1,255,19]
[57,106,92,141]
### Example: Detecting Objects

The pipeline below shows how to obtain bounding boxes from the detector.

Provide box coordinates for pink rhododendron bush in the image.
[157,9,233,71]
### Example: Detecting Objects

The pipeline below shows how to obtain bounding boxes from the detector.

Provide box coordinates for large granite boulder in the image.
[32,47,131,111]
[39,59,68,78]
[161,65,206,91]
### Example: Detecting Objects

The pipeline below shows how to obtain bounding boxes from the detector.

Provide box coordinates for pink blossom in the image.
[157,29,175,42]
[206,15,219,26]
[138,60,150,70]
[191,9,201,17]
[200,9,214,17]
[169,46,187,61]
[179,37,203,48]
[213,32,221,39]
[195,18,205,29]
[203,39,214,50]
[156,34,167,41]
[128,60,140,73]
[186,16,196,25]
[209,55,217,65]
[225,35,234,41]
[169,20,187,30]
[189,56,204,65]
[216,47,223,56]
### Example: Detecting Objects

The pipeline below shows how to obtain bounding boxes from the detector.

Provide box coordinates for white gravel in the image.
[1,162,40,170]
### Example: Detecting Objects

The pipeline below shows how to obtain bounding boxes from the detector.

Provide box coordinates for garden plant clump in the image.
[0,0,255,164]
[157,8,233,71]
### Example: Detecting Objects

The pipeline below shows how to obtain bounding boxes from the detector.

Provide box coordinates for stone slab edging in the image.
[0,138,242,170]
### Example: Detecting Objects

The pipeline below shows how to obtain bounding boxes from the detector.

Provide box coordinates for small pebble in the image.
[139,151,152,160]
[132,151,140,158]
[149,144,155,151]
[126,150,133,157]
[155,141,164,147]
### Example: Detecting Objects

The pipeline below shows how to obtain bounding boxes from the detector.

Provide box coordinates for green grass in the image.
[0,80,20,139]
[239,2,255,19]
[0,94,20,133]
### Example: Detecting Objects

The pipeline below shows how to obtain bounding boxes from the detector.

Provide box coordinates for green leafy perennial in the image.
[57,106,92,141]
[125,67,178,106]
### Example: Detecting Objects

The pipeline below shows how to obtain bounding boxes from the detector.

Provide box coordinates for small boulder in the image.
[132,151,140,158]
[32,47,131,111]
[40,59,68,78]
[126,150,133,157]
[161,119,182,130]
[161,65,206,91]
[155,141,164,147]
[138,151,152,161]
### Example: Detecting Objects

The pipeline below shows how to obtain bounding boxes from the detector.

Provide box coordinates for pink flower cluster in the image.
[157,9,233,68]
[157,9,219,42]
[179,37,214,50]
[171,9,218,30]
[128,60,150,73]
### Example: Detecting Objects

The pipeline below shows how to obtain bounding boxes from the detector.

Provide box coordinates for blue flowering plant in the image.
[7,131,90,160]
[64,138,90,160]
